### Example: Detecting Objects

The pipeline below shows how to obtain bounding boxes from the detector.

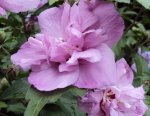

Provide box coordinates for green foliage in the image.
[0,0,150,115]
[114,0,130,3]
[48,0,59,5]
[40,87,85,116]
[0,101,7,109]
[134,55,148,76]
[24,87,85,116]
[136,0,150,9]
[0,78,29,100]
[24,86,67,116]
[7,103,26,114]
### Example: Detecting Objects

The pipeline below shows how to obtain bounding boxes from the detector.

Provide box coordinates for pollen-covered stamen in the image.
[101,89,116,106]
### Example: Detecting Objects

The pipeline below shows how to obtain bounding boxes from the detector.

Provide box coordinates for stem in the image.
[0,113,8,116]
[124,8,144,35]
[20,13,28,40]
[1,46,10,56]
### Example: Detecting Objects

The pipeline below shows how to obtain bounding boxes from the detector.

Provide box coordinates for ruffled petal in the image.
[83,29,108,49]
[67,48,102,65]
[70,3,98,32]
[79,0,124,47]
[38,7,63,37]
[38,3,70,38]
[0,7,7,18]
[121,86,145,99]
[28,64,79,91]
[78,91,102,114]
[58,48,101,72]
[74,44,117,88]
[11,37,46,71]
[116,58,134,85]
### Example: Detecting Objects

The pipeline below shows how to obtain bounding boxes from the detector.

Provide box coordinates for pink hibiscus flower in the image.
[11,0,124,91]
[78,59,148,116]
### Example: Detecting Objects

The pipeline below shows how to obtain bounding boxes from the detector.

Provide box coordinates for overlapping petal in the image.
[11,34,48,71]
[0,6,7,18]
[11,0,125,91]
[38,0,124,48]
[79,0,124,47]
[28,63,79,91]
[116,58,134,85]
[78,85,148,116]
[74,44,117,88]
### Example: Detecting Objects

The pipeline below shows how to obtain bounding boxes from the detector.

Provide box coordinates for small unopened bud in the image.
[0,30,5,43]
[7,65,19,80]
[0,78,9,90]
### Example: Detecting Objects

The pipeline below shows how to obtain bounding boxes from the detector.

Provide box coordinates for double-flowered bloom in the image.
[10,0,148,115]
[78,58,148,116]
[11,0,124,91]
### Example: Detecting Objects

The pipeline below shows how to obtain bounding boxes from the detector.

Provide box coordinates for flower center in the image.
[102,89,116,105]
[100,89,116,115]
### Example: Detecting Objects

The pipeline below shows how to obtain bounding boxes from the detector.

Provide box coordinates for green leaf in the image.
[0,78,29,100]
[134,54,148,76]
[114,0,130,3]
[145,96,150,116]
[145,107,150,116]
[48,0,59,5]
[40,88,86,116]
[7,103,25,114]
[133,77,142,87]
[136,0,150,9]
[0,101,7,109]
[24,87,68,116]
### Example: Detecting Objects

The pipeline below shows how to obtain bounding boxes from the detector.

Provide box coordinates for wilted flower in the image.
[78,59,148,116]
[11,0,124,91]
[0,0,44,17]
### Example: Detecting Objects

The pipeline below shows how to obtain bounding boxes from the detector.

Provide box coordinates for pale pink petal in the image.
[121,86,145,99]
[79,0,124,47]
[0,7,7,18]
[69,3,98,32]
[58,48,101,72]
[0,0,40,13]
[61,3,71,37]
[116,58,134,85]
[67,26,84,48]
[38,6,63,38]
[89,112,104,116]
[11,37,46,71]
[93,1,124,47]
[133,101,148,115]
[78,91,102,113]
[28,65,79,91]
[83,29,108,49]
[50,41,70,62]
[59,63,78,72]
[74,44,117,88]
[69,4,81,31]
[67,48,102,65]
[110,109,119,116]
